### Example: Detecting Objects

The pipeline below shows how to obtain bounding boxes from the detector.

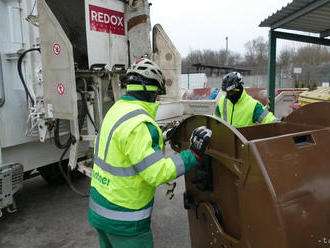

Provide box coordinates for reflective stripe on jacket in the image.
[88,96,197,232]
[214,89,278,127]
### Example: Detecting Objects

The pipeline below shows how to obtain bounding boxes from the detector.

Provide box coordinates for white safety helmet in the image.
[126,58,166,95]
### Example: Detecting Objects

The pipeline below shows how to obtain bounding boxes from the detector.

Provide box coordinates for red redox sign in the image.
[89,4,125,36]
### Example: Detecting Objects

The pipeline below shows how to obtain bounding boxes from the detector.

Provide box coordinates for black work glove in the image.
[189,126,212,160]
[162,121,180,142]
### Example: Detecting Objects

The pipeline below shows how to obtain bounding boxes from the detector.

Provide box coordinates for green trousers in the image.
[96,229,153,248]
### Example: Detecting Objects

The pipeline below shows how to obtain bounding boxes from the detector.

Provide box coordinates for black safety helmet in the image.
[221,72,244,92]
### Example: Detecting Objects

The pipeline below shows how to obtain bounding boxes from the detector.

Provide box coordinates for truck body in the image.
[0,0,218,215]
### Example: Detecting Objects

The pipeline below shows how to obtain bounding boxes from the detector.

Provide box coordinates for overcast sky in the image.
[150,0,293,57]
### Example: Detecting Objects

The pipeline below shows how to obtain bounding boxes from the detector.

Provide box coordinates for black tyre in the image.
[37,160,68,184]
[37,160,83,185]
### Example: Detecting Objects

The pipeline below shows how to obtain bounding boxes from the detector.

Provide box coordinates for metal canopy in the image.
[259,0,330,113]
[260,0,330,38]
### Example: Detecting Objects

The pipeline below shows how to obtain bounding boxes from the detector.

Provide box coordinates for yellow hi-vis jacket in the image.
[88,95,198,236]
[214,89,278,127]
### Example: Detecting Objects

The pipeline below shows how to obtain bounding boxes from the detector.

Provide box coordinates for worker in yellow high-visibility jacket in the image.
[88,58,212,248]
[214,72,279,127]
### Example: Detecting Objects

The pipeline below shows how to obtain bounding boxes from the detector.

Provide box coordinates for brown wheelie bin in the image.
[170,102,330,248]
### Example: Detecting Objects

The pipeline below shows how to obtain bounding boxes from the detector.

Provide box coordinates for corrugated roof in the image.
[259,0,330,38]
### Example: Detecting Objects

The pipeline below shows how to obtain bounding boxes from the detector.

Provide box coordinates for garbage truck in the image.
[0,0,221,217]
[0,0,185,215]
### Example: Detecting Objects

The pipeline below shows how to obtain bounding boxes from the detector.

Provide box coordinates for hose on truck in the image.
[54,118,91,197]
[54,79,100,198]
[18,48,91,196]
[57,142,89,197]
[17,48,40,106]
[18,48,92,197]
[54,119,73,149]
[54,120,89,197]
[80,78,98,132]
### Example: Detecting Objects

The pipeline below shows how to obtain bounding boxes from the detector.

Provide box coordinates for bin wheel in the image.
[210,202,224,226]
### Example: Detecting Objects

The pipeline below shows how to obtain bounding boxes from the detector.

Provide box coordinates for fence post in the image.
[267,30,277,113]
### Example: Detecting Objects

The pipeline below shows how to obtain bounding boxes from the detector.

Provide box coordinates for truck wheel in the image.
[37,161,67,184]
[38,160,82,185]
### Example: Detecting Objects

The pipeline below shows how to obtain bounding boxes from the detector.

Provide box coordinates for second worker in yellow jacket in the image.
[214,72,279,127]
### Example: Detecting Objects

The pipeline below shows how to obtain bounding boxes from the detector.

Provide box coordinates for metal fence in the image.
[206,64,330,89]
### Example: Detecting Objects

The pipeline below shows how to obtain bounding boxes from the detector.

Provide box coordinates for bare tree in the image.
[182,49,241,73]
[278,47,296,66]
[227,52,242,65]
[181,37,330,75]
[244,36,268,67]
[294,45,330,65]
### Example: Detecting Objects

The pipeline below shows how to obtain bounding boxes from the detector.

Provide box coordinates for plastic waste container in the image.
[170,102,330,248]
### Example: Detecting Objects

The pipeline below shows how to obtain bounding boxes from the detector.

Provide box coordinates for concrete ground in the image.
[0,174,191,248]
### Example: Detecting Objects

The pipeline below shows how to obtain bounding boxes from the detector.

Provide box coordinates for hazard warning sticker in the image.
[53,43,61,56]
[56,82,65,95]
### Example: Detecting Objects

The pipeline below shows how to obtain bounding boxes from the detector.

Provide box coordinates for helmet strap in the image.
[226,84,243,104]
[141,81,147,92]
